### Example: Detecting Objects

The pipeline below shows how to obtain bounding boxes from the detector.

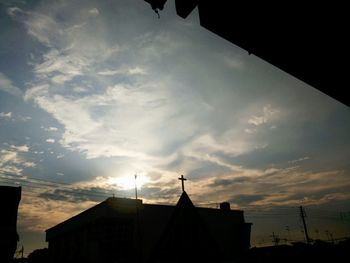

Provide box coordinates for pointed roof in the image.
[176,190,193,207]
[149,191,223,262]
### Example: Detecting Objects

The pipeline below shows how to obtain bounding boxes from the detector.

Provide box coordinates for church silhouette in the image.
[46,177,251,263]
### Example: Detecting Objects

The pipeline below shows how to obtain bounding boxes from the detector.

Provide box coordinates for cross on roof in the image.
[178,175,187,192]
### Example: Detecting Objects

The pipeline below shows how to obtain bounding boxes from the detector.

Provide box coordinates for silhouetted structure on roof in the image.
[0,186,21,263]
[46,192,251,263]
[144,0,349,106]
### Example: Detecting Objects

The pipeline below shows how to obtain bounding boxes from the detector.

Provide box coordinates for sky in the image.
[1,0,350,255]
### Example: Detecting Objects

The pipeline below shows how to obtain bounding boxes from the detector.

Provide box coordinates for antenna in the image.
[134,174,138,200]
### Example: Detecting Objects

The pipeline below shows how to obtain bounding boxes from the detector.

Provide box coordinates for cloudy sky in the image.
[1,0,349,254]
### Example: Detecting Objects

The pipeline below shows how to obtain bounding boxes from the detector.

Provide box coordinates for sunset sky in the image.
[1,0,349,255]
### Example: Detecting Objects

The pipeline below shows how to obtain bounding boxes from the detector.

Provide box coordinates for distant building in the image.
[0,186,21,262]
[46,191,251,263]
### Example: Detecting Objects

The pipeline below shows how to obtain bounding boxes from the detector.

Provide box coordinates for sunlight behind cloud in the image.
[108,174,149,190]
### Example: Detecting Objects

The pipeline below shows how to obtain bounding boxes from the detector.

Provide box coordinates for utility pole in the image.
[299,206,311,244]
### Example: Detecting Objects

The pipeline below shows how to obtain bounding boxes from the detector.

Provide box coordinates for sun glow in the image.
[108,174,149,190]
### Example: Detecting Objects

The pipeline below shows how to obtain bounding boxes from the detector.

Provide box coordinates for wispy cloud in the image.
[0,144,35,175]
[188,167,350,209]
[34,49,90,84]
[0,72,23,97]
[222,52,245,70]
[18,194,97,232]
[248,105,279,126]
[42,126,58,132]
[7,7,63,47]
[8,6,118,86]
[98,67,147,76]
[0,112,12,119]
[288,156,309,164]
[10,144,29,152]
[88,8,99,16]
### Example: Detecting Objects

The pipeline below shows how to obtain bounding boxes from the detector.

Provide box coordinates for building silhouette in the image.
[46,191,251,263]
[0,186,21,263]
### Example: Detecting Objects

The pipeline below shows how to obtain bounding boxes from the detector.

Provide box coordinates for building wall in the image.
[49,217,138,263]
[0,186,21,262]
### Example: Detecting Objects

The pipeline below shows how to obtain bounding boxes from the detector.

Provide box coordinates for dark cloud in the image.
[213,149,300,170]
[271,185,350,204]
[187,161,232,180]
[161,153,189,171]
[210,176,252,187]
[229,194,267,206]
[39,187,112,202]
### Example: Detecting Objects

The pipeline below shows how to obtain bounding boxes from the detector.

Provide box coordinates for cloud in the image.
[288,157,309,164]
[25,79,201,161]
[8,6,118,86]
[10,145,29,152]
[222,52,245,70]
[98,67,147,76]
[176,163,350,209]
[97,69,123,76]
[210,176,252,187]
[0,72,23,97]
[18,194,97,232]
[34,49,89,84]
[0,112,12,118]
[248,105,279,126]
[39,187,111,203]
[229,194,267,206]
[13,3,212,166]
[88,8,99,16]
[7,7,63,47]
[56,153,64,159]
[244,128,256,134]
[127,67,147,75]
[0,145,35,175]
[42,126,58,132]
